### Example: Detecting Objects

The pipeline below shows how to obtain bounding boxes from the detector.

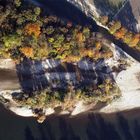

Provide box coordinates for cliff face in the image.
[67,0,125,17]
[116,0,140,32]
[29,0,140,32]
[68,0,140,32]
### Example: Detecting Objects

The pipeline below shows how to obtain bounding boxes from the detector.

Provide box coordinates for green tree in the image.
[14,0,21,7]
[2,34,22,49]
[83,27,90,39]
[34,7,41,16]
[46,26,55,35]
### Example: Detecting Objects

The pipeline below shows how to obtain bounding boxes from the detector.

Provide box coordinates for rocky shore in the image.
[0,42,139,123]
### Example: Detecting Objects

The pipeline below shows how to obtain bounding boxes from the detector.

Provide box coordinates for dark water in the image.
[1,103,140,140]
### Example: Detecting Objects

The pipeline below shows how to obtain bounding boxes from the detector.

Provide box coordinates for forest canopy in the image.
[0,0,113,62]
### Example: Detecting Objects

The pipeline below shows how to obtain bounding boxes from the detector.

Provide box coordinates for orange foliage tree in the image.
[24,23,41,37]
[20,47,34,58]
[95,42,102,50]
[114,27,127,39]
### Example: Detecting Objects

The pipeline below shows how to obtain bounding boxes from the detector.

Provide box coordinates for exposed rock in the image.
[37,115,46,123]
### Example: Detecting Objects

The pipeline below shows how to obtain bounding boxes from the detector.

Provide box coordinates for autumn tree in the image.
[114,27,127,39]
[95,42,102,50]
[24,23,41,38]
[45,26,54,35]
[128,34,140,47]
[136,41,140,50]
[79,48,95,58]
[86,49,95,58]
[123,32,133,44]
[2,34,22,49]
[34,45,49,59]
[110,21,121,34]
[83,27,90,39]
[63,55,81,63]
[76,32,85,43]
[14,0,21,7]
[20,47,34,58]
[34,7,41,16]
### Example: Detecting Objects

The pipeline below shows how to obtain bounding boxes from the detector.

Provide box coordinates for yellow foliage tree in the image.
[86,49,95,58]
[63,55,80,63]
[76,32,85,43]
[110,21,121,34]
[123,32,133,44]
[129,34,140,47]
[95,42,102,50]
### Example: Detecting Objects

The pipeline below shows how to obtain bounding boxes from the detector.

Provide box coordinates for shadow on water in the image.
[133,120,140,140]
[22,112,140,140]
[117,113,134,140]
[37,125,48,140]
[25,126,37,140]
[37,121,55,140]
[58,117,80,140]
[0,102,140,140]
[87,113,121,140]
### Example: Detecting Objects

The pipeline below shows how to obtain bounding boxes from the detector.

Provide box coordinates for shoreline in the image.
[0,42,139,122]
[0,0,139,123]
